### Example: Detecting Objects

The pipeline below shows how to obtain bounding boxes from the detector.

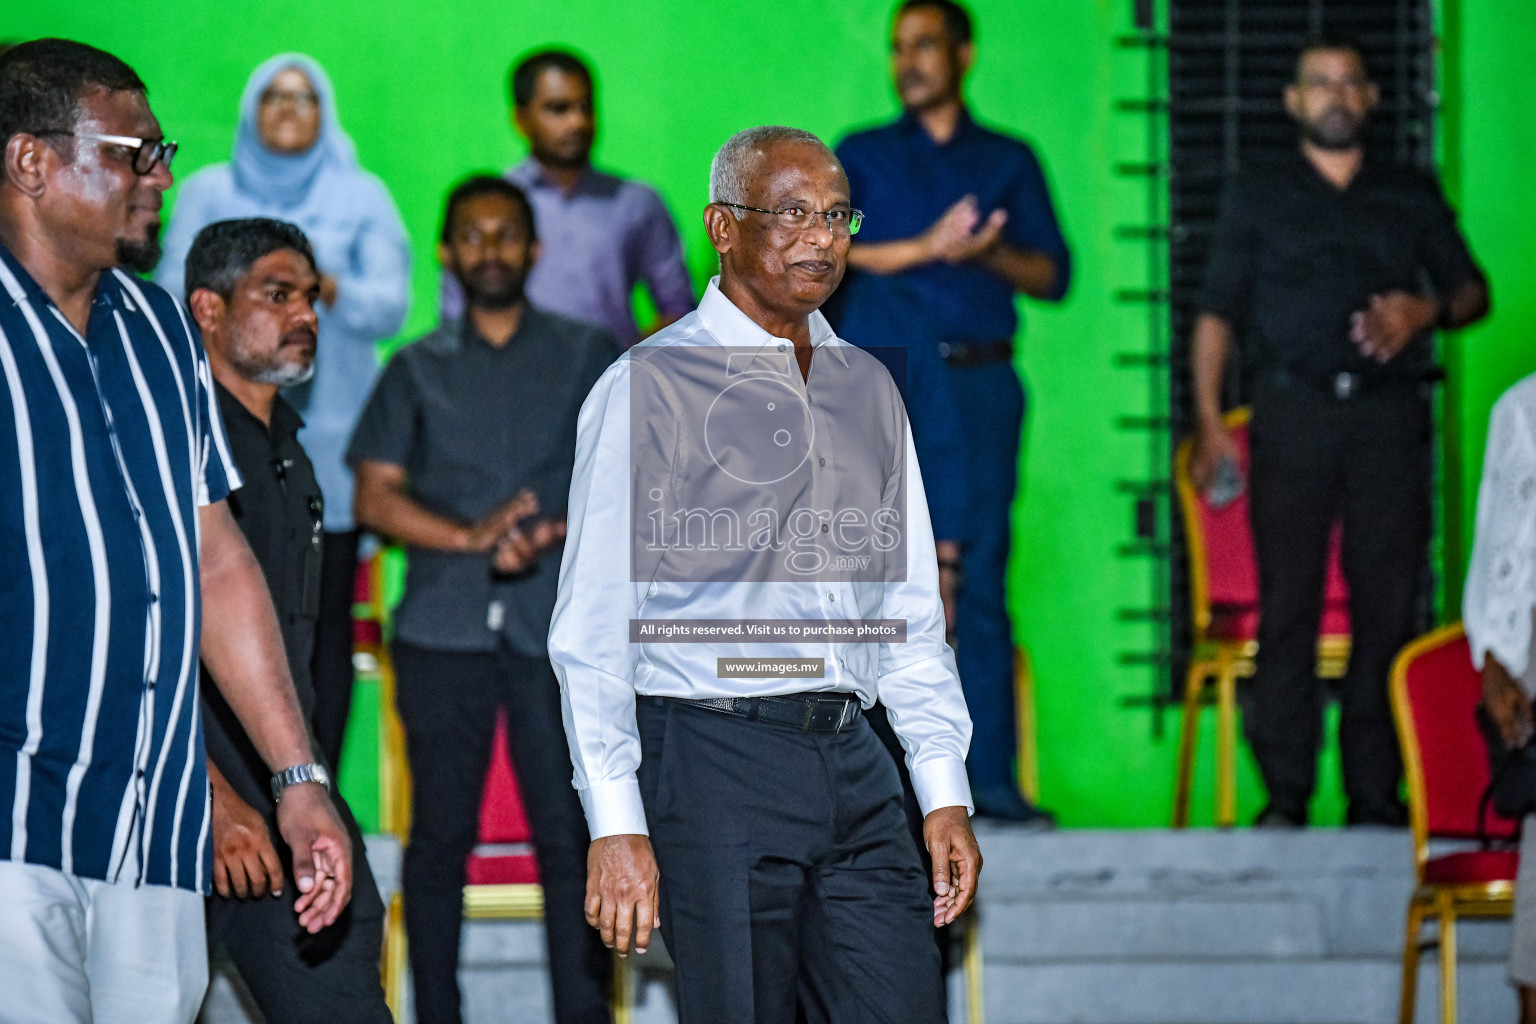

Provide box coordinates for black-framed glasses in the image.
[720,202,864,237]
[31,130,178,175]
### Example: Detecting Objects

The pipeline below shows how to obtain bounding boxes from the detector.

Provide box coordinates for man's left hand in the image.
[493,515,567,574]
[274,782,353,933]
[1351,291,1438,363]
[923,805,982,926]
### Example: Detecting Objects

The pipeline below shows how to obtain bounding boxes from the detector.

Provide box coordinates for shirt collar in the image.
[897,105,975,148]
[214,377,305,439]
[455,306,539,352]
[0,237,121,317]
[509,156,599,194]
[695,277,848,368]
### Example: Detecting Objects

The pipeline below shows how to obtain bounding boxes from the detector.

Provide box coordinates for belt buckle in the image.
[807,698,848,732]
[1333,372,1356,400]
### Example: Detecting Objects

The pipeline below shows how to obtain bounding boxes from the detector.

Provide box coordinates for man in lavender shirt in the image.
[440,50,695,347]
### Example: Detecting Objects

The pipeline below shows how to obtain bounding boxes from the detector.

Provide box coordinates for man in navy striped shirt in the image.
[0,39,353,1023]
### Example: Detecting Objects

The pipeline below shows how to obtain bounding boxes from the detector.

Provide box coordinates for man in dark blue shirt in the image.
[835,0,1070,823]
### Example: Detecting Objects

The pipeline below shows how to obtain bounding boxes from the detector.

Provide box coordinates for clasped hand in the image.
[462,490,568,573]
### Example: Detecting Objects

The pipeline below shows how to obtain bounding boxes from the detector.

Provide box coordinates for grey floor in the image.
[200,827,1518,1024]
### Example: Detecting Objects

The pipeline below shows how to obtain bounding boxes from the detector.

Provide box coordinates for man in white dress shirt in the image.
[549,125,979,1022]
[1464,374,1536,1017]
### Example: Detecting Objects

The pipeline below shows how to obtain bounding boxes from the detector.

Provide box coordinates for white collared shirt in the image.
[549,278,974,839]
[1466,373,1536,695]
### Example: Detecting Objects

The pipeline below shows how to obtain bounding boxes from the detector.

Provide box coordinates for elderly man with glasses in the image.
[550,125,979,1023]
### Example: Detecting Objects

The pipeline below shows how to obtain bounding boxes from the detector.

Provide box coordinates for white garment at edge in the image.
[549,277,973,841]
[1465,371,1536,696]
[0,855,206,1024]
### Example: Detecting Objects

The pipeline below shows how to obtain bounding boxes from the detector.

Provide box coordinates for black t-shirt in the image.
[200,382,325,817]
[1197,149,1484,380]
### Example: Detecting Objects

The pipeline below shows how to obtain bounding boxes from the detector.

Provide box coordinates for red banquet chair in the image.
[1172,407,1352,827]
[1390,624,1519,1024]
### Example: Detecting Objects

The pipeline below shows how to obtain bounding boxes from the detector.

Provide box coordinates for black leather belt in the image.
[664,693,863,733]
[938,339,1013,369]
[1270,367,1432,401]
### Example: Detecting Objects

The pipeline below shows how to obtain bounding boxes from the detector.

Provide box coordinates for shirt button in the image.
[820,523,829,533]
[828,593,837,603]
[818,457,826,467]
[777,343,787,352]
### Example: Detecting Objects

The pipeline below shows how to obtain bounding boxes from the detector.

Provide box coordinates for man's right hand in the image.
[1484,656,1534,750]
[462,490,540,552]
[585,834,660,957]
[211,778,284,899]
[1190,421,1240,494]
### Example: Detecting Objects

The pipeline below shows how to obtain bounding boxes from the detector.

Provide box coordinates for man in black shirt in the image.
[1190,38,1489,827]
[349,176,618,1024]
[186,218,390,1023]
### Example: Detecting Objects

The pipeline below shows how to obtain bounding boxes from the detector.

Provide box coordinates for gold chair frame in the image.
[1389,623,1515,1024]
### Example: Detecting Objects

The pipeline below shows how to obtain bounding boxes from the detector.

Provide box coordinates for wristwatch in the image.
[270,762,332,803]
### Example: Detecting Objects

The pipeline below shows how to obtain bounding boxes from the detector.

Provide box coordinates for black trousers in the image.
[866,705,953,975]
[393,641,610,1024]
[207,793,390,1024]
[637,698,945,1024]
[1246,377,1431,818]
[311,528,360,771]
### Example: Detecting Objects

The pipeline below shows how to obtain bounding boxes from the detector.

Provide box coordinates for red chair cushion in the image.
[1403,634,1521,842]
[466,849,541,886]
[1196,420,1350,641]
[1422,849,1519,885]
[469,710,540,885]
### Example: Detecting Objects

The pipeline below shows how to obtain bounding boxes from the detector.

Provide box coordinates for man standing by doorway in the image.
[440,50,695,348]
[836,0,1071,823]
[351,176,617,1024]
[1189,38,1488,827]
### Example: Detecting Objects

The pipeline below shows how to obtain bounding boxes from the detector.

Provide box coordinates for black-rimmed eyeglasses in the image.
[31,130,178,175]
[719,203,864,237]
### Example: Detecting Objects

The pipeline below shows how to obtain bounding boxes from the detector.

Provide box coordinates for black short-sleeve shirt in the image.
[1197,149,1484,380]
[200,384,325,815]
[347,309,618,656]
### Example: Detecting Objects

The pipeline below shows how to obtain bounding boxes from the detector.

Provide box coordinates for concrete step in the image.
[980,959,1514,1024]
[980,895,1328,960]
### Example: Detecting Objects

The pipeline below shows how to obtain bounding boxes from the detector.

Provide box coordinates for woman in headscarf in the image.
[159,53,409,773]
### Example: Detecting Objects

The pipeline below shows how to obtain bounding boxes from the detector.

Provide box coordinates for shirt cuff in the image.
[911,756,974,817]
[578,778,650,839]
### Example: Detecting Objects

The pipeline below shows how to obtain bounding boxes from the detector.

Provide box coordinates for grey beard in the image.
[250,360,315,387]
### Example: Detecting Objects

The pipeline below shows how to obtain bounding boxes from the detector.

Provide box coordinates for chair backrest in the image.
[479,711,534,845]
[1175,409,1349,641]
[463,710,541,887]
[1391,624,1519,858]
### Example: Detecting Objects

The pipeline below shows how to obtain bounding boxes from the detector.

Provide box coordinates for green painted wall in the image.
[15,0,1527,829]
[1439,0,1536,613]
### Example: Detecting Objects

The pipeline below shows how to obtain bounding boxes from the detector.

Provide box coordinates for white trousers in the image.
[0,858,207,1024]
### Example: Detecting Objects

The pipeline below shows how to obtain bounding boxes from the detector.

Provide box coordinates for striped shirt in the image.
[0,241,240,893]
